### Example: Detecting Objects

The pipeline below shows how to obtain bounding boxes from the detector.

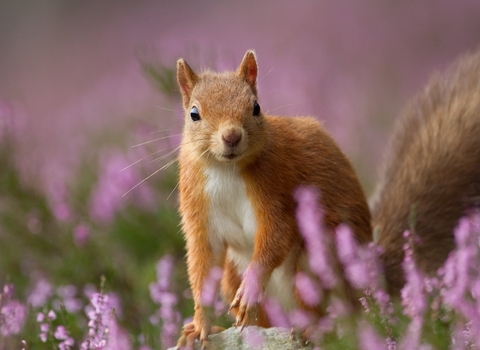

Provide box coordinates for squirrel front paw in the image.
[176,321,224,350]
[229,271,264,329]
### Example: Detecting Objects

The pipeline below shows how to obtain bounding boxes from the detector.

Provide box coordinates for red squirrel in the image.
[175,50,372,347]
[371,49,480,295]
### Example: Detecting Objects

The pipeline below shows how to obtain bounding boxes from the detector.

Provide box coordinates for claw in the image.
[200,339,209,350]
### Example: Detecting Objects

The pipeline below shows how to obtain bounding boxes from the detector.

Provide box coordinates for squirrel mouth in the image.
[222,153,238,160]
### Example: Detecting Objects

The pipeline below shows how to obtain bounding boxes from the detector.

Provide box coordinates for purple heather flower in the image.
[401,230,426,319]
[451,321,470,350]
[386,337,397,350]
[317,317,335,334]
[0,300,28,336]
[28,278,54,307]
[59,338,75,350]
[55,324,76,349]
[74,224,90,246]
[398,318,423,350]
[103,317,132,350]
[40,332,48,343]
[295,272,322,307]
[155,255,175,292]
[235,265,264,308]
[336,225,387,299]
[48,309,57,320]
[36,312,45,322]
[3,283,15,299]
[455,217,471,247]
[89,149,156,223]
[138,346,153,350]
[438,215,479,317]
[39,322,50,342]
[45,178,74,222]
[40,323,50,333]
[358,322,385,350]
[201,266,223,307]
[294,186,337,288]
[54,285,83,314]
[289,309,315,329]
[149,255,182,348]
[263,298,290,328]
[83,292,112,348]
[326,296,350,319]
[359,297,370,312]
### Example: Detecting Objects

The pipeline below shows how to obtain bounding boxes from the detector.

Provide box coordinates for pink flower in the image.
[149,255,182,348]
[3,284,15,299]
[54,285,83,314]
[294,186,337,288]
[401,230,426,319]
[263,298,290,328]
[48,309,57,321]
[104,317,131,350]
[289,309,315,329]
[36,312,45,322]
[358,322,385,350]
[74,224,90,246]
[336,225,380,290]
[0,300,28,336]
[295,272,322,307]
[28,279,54,307]
[89,149,156,223]
[54,325,69,340]
[201,266,223,307]
[83,292,113,348]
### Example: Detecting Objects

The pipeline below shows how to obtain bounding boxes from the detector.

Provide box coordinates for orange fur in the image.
[176,50,372,347]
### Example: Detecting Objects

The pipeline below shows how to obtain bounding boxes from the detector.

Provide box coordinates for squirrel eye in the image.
[190,106,201,121]
[253,101,261,116]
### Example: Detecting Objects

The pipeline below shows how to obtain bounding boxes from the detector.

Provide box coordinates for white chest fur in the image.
[204,165,297,311]
[204,165,257,258]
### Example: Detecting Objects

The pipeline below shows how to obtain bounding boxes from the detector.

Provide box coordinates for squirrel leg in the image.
[176,234,226,349]
[230,219,295,328]
[223,259,271,328]
[229,263,267,329]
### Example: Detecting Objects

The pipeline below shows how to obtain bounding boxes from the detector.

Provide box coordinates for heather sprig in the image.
[294,186,337,289]
[0,283,28,337]
[36,308,75,349]
[149,255,182,348]
[82,292,111,349]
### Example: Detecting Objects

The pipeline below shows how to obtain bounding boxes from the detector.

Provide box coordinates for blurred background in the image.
[1,0,480,348]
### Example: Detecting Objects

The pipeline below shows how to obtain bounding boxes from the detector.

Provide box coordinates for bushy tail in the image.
[371,48,480,295]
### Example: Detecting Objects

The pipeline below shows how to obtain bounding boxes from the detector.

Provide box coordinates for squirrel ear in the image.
[237,50,258,95]
[177,58,198,108]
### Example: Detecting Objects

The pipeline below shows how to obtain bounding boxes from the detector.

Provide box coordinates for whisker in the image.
[266,103,301,114]
[153,105,177,113]
[119,149,167,172]
[166,181,180,201]
[122,158,179,197]
[260,66,274,81]
[131,134,183,148]
[150,146,181,163]
[151,128,177,134]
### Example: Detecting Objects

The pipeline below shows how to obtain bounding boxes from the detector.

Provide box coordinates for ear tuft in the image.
[177,59,198,108]
[237,50,258,95]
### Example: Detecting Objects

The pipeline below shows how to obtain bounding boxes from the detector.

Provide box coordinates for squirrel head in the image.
[177,50,266,165]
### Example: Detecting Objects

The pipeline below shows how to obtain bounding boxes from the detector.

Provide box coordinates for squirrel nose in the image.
[222,130,242,148]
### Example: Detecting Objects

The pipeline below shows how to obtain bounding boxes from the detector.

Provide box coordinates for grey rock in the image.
[169,326,313,350]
